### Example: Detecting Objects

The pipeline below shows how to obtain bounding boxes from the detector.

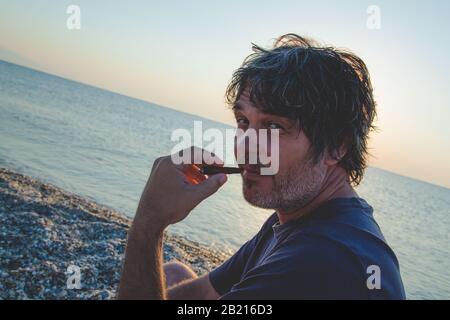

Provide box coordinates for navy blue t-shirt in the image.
[209,197,405,300]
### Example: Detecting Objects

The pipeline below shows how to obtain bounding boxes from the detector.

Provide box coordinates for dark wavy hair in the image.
[226,34,377,185]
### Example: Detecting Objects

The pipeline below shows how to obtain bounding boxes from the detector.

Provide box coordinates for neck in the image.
[276,165,358,225]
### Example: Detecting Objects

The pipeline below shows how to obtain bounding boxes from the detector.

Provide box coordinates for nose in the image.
[234,128,269,165]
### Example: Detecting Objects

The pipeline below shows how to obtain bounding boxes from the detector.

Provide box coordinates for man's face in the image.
[233,89,328,213]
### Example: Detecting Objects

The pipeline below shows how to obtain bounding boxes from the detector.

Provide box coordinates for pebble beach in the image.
[0,168,228,299]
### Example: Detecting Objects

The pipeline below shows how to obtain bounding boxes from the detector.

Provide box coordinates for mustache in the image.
[238,163,272,169]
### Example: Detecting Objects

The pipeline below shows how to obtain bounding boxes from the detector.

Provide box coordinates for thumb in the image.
[192,173,227,201]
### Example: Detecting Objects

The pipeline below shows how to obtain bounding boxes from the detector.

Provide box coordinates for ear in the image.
[324,144,347,166]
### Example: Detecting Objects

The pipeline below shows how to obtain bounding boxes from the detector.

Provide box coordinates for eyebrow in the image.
[232,102,243,111]
[232,105,297,127]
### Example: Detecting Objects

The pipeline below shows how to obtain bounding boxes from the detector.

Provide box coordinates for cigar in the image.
[200,166,243,175]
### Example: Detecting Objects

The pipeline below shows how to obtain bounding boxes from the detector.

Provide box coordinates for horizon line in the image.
[1,59,448,190]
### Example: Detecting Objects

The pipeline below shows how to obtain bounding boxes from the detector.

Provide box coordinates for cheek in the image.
[277,137,310,173]
[276,150,291,175]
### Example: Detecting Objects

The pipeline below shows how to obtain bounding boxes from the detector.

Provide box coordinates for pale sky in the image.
[0,0,449,188]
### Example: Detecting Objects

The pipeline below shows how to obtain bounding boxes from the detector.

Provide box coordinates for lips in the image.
[239,165,260,173]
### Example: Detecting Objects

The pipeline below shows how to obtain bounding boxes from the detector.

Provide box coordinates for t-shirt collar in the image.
[271,197,373,241]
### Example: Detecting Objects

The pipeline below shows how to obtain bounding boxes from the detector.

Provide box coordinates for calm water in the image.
[0,60,449,299]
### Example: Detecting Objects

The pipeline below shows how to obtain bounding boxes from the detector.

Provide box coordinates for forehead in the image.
[234,88,252,108]
[233,88,294,120]
[233,87,266,115]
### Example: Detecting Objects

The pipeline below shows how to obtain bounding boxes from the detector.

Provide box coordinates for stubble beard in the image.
[242,158,326,213]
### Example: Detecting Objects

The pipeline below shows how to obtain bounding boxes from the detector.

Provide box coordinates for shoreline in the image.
[0,168,229,299]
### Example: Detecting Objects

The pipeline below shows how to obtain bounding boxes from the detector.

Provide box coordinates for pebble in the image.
[0,168,229,299]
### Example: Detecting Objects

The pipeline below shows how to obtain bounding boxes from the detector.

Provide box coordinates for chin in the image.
[242,180,275,209]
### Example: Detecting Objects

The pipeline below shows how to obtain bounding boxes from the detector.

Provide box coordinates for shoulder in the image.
[267,233,366,280]
[223,235,369,299]
[262,220,405,299]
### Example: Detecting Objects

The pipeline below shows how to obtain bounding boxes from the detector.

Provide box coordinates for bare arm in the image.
[168,273,220,300]
[118,222,166,299]
[117,148,227,300]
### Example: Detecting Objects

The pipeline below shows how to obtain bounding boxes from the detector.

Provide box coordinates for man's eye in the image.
[236,118,248,126]
[267,122,284,130]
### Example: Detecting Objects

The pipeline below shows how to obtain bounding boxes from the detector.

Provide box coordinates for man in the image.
[118,34,406,300]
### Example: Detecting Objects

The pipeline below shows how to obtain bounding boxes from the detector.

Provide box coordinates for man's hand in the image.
[134,147,228,230]
[118,147,227,299]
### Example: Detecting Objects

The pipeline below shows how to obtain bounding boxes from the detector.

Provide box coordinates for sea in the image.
[0,60,449,299]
